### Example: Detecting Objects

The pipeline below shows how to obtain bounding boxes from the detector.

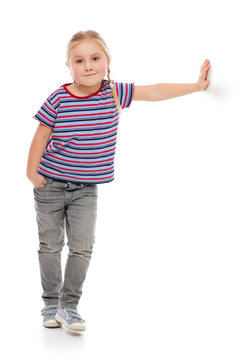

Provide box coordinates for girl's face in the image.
[66,40,109,88]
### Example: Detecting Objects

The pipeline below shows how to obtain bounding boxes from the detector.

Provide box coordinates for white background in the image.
[1,0,239,359]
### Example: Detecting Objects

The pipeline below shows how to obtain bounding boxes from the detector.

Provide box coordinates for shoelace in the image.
[64,307,85,323]
[41,304,58,321]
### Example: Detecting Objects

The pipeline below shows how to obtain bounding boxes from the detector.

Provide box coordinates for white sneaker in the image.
[41,304,62,328]
[55,307,86,331]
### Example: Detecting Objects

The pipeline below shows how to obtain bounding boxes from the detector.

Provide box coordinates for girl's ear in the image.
[65,61,69,68]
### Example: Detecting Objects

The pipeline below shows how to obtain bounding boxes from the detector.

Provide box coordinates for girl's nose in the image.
[85,61,93,71]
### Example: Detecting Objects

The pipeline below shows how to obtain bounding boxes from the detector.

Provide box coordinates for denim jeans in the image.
[33,177,98,309]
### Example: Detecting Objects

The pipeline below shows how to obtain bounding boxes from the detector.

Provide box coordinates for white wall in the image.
[1,0,239,359]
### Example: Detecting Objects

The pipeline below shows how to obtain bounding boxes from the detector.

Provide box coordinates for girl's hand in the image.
[197,59,211,91]
[30,173,47,189]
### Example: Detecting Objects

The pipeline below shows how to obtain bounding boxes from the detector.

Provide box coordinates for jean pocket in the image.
[34,177,52,191]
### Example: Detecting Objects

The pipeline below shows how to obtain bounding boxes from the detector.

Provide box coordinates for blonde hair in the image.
[66,30,121,113]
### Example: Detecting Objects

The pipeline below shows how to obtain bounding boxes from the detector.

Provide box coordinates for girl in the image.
[26,30,210,332]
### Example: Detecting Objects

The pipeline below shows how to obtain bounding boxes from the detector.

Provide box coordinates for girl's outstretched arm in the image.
[133,59,210,101]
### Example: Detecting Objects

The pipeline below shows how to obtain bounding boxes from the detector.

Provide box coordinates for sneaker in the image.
[41,304,62,328]
[55,307,86,331]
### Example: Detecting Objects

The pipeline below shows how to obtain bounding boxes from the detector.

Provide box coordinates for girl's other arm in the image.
[26,123,53,188]
[133,59,210,101]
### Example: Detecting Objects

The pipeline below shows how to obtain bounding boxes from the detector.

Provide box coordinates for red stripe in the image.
[38,111,55,124]
[54,118,119,129]
[57,110,118,119]
[122,83,128,108]
[45,153,114,164]
[54,128,118,138]
[49,143,54,151]
[54,139,116,147]
[115,82,119,98]
[39,166,114,181]
[61,100,115,108]
[44,102,57,114]
[53,147,116,155]
[42,161,114,173]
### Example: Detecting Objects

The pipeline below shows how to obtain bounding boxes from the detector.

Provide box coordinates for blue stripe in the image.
[42,157,114,168]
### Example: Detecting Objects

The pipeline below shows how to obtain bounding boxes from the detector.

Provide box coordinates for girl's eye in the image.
[76,57,99,63]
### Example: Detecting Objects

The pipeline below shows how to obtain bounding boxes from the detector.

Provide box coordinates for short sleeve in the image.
[112,81,135,109]
[33,96,57,129]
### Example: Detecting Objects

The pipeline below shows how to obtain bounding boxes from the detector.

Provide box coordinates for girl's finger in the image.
[201,63,210,71]
[202,60,210,66]
[202,65,210,75]
[204,66,210,75]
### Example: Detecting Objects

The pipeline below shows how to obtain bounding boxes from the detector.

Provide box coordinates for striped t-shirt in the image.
[33,79,135,184]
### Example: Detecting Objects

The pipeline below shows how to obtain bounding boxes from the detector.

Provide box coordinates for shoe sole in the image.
[43,320,62,328]
[55,313,86,332]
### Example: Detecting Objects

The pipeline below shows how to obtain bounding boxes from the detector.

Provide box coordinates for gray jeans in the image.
[33,177,98,309]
